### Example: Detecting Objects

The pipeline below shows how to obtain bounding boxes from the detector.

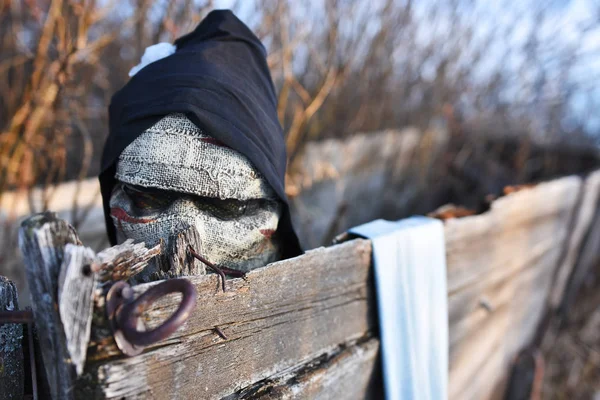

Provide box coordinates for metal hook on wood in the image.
[106,278,197,356]
[187,245,247,292]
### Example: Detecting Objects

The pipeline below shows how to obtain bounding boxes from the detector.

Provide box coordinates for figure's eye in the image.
[200,198,276,220]
[201,198,249,220]
[123,184,174,211]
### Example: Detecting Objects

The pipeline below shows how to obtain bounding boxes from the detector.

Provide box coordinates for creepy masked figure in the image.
[99,11,302,281]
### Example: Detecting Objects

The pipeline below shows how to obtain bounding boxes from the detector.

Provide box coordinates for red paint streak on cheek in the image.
[111,207,156,224]
[260,229,275,238]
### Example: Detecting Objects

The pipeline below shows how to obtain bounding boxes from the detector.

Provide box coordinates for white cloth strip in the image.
[349,217,448,400]
[129,42,177,77]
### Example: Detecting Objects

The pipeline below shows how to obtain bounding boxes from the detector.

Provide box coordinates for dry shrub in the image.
[0,0,598,221]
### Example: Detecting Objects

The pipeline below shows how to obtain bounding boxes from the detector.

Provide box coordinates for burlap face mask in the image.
[109,113,282,279]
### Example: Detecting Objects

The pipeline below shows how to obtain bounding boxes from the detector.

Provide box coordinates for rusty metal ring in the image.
[106,281,142,356]
[118,278,197,347]
[107,279,197,356]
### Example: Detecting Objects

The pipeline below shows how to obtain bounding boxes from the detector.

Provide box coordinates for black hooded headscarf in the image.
[100,10,302,259]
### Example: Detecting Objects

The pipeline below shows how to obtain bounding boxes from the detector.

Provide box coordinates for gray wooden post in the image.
[0,276,24,400]
[19,212,83,399]
[19,212,161,399]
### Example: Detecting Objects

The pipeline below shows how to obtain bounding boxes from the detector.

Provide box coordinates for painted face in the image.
[109,113,282,278]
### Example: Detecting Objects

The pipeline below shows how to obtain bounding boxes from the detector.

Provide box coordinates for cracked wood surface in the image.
[58,244,97,376]
[231,338,382,400]
[19,212,82,399]
[77,239,376,399]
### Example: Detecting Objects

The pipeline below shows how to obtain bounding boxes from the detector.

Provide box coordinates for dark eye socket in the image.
[121,183,274,219]
[201,198,249,220]
[123,184,175,211]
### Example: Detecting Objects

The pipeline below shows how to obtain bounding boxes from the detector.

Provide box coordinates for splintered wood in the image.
[18,212,161,400]
[20,212,82,399]
[94,239,161,283]
[131,226,206,284]
[58,244,97,375]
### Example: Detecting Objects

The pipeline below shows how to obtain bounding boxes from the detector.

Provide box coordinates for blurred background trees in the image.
[1,0,599,200]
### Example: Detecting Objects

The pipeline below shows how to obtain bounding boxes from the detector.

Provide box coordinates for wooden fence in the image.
[2,169,600,399]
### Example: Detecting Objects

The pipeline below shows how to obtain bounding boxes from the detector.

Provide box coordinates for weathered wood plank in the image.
[448,248,551,400]
[550,170,600,307]
[133,226,206,284]
[232,338,382,400]
[19,212,81,400]
[78,239,375,399]
[0,276,24,400]
[443,176,582,400]
[288,128,432,248]
[448,245,556,353]
[58,244,97,376]
[445,176,581,294]
[560,201,600,317]
[16,212,165,399]
[94,239,161,283]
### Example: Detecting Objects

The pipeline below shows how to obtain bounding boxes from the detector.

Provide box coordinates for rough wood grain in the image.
[0,276,24,400]
[444,176,582,400]
[58,244,97,376]
[550,170,600,307]
[141,226,206,284]
[77,239,375,399]
[560,202,600,318]
[19,212,81,400]
[95,239,161,283]
[231,338,382,400]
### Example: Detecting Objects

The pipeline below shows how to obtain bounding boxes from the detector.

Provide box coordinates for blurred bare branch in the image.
[0,0,598,217]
